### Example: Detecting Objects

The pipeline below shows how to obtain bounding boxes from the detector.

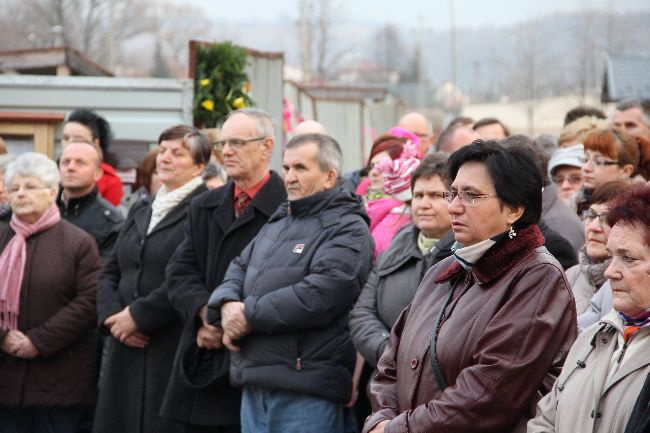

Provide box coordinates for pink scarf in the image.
[0,202,61,330]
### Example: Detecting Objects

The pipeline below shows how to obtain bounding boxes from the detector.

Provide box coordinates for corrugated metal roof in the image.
[602,54,650,102]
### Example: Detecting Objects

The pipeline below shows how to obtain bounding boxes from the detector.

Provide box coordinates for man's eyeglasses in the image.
[212,137,266,151]
[7,184,50,195]
[443,191,498,205]
[579,155,620,167]
[582,210,609,226]
[551,174,583,185]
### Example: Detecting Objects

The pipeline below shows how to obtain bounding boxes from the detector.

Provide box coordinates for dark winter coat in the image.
[160,172,286,427]
[350,225,454,369]
[0,220,99,408]
[207,187,374,404]
[364,225,577,433]
[57,188,124,262]
[93,184,207,433]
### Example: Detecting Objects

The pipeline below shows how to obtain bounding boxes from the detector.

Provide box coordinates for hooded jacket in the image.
[208,187,373,403]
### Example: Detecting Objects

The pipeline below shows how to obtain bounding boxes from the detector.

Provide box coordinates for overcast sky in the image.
[179,0,648,31]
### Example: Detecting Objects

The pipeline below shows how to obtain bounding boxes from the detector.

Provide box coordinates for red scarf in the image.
[0,202,61,330]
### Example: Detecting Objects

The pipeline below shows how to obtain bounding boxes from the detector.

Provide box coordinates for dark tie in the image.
[234,192,252,218]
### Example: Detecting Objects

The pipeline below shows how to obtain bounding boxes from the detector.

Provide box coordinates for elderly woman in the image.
[363,140,577,433]
[528,183,650,433]
[94,126,210,433]
[575,128,646,213]
[566,180,631,314]
[0,152,100,432]
[351,152,453,370]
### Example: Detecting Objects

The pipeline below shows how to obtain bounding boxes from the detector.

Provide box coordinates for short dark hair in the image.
[473,117,510,137]
[615,99,650,124]
[501,134,550,184]
[563,105,606,126]
[67,109,115,165]
[606,183,650,245]
[590,180,632,206]
[284,133,343,176]
[136,147,160,193]
[158,125,211,166]
[448,139,542,230]
[411,152,450,190]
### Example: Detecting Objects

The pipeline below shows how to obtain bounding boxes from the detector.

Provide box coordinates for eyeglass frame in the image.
[579,154,620,167]
[212,136,267,151]
[551,173,583,185]
[582,209,609,226]
[7,183,51,195]
[443,191,498,205]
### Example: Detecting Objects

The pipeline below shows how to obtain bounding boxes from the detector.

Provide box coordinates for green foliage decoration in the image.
[194,41,255,127]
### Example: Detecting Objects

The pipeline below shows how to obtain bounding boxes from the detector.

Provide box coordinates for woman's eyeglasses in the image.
[579,155,620,167]
[551,174,583,185]
[582,210,609,226]
[443,191,497,205]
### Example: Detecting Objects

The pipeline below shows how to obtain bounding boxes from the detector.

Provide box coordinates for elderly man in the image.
[612,98,650,139]
[207,133,373,433]
[57,141,123,261]
[161,108,286,433]
[398,112,434,153]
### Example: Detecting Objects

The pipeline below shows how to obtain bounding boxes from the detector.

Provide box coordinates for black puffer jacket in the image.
[208,187,373,403]
[350,225,454,368]
[57,188,123,261]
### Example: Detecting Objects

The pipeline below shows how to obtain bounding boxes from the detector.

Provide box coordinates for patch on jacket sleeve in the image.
[292,243,305,254]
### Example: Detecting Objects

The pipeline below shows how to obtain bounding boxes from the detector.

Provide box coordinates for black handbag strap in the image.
[429,276,460,391]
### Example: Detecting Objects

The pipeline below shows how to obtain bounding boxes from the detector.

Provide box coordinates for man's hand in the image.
[368,420,388,433]
[221,301,251,351]
[196,324,224,349]
[1,330,39,359]
[122,332,150,349]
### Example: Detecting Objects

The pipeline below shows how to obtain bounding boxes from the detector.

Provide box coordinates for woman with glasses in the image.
[350,153,454,419]
[548,144,584,205]
[363,140,576,433]
[528,183,650,433]
[574,128,641,214]
[0,153,100,433]
[565,180,631,315]
[94,126,210,433]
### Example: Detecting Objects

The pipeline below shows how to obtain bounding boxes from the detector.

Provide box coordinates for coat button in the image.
[132,292,139,299]
[410,359,418,369]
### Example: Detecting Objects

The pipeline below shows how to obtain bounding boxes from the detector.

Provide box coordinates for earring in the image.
[508,226,517,239]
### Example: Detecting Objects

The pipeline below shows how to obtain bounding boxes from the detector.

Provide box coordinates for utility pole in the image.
[449,0,458,114]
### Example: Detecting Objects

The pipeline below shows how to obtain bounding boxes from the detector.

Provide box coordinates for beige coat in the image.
[527,310,650,433]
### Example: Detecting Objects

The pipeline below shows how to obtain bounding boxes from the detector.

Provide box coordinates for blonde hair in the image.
[559,116,608,147]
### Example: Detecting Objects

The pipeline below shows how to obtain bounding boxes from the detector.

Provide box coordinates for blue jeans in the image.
[241,385,344,433]
[0,407,83,433]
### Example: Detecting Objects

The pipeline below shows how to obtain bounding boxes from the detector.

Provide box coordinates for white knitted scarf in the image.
[147,176,203,234]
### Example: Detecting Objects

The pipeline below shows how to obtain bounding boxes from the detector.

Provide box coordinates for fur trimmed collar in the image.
[434,224,545,285]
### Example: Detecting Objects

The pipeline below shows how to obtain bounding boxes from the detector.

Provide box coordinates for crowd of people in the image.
[0,100,649,433]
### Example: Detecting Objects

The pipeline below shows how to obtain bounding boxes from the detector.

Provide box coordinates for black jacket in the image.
[57,187,123,261]
[94,184,207,433]
[208,187,374,404]
[350,225,454,369]
[161,172,286,427]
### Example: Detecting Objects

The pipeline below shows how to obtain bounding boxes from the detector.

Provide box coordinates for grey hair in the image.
[5,152,60,187]
[225,108,275,137]
[0,154,15,174]
[202,161,227,183]
[616,98,650,124]
[285,133,343,176]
